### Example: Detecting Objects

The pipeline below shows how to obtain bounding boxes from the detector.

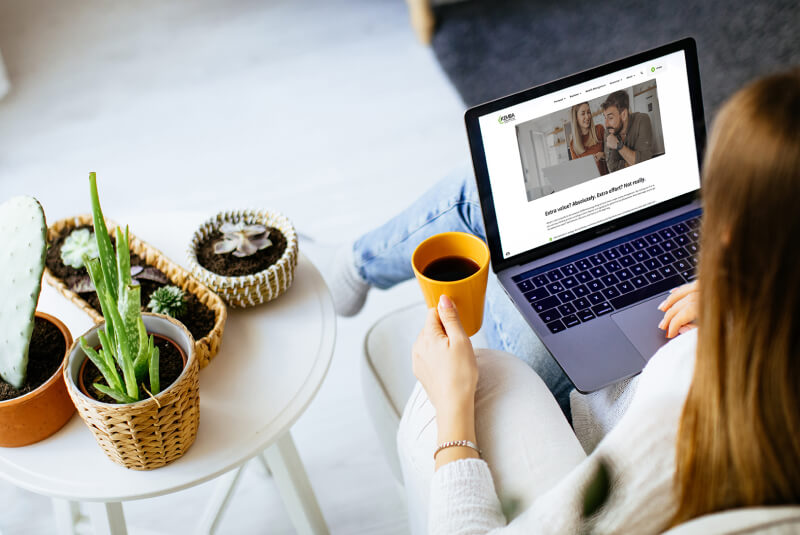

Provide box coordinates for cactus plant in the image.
[77,173,161,403]
[0,196,47,389]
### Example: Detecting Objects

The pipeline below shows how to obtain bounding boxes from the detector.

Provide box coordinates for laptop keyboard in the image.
[514,215,701,334]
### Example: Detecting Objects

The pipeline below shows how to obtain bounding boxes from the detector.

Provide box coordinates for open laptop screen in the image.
[472,46,702,264]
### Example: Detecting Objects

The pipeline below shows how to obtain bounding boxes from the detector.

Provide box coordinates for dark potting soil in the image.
[45,224,216,342]
[0,317,66,401]
[80,336,184,404]
[196,227,287,277]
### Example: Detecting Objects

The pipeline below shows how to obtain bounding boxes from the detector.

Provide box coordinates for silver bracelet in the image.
[434,440,482,460]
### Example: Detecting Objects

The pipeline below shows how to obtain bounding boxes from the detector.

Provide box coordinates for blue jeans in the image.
[353,169,574,417]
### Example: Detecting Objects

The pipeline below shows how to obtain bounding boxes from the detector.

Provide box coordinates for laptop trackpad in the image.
[611,295,671,361]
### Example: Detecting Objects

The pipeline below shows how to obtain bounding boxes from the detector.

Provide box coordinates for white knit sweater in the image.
[428,329,698,534]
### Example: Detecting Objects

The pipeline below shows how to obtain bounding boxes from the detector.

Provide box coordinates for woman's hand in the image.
[658,281,699,338]
[412,295,480,468]
[412,295,478,415]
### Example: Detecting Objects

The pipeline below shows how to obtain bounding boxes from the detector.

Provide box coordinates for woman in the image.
[569,101,608,175]
[399,69,800,533]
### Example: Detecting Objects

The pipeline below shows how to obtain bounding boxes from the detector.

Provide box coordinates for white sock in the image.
[328,244,370,317]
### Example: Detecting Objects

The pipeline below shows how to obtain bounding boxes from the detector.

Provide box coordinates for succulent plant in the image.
[60,228,99,269]
[213,222,272,258]
[77,173,161,403]
[70,265,169,294]
[147,285,186,318]
[0,196,47,389]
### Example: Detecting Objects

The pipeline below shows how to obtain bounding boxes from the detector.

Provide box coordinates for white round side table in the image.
[0,212,336,535]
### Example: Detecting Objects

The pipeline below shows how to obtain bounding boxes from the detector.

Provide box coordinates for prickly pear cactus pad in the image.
[0,196,47,389]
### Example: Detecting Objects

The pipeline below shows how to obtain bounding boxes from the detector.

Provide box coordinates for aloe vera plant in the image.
[77,173,161,403]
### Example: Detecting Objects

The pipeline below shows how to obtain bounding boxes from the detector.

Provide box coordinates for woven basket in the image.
[44,215,227,369]
[187,209,298,308]
[64,313,199,470]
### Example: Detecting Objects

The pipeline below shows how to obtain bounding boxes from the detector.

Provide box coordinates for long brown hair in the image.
[672,69,800,525]
[571,102,599,154]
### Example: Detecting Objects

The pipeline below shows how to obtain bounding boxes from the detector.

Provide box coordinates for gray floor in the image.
[0,1,469,533]
[432,0,800,119]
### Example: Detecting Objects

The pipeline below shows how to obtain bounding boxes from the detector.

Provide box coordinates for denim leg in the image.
[484,275,573,420]
[354,167,573,417]
[354,168,485,289]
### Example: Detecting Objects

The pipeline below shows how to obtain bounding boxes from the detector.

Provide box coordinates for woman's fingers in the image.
[658,292,698,338]
[658,296,682,329]
[666,306,695,338]
[437,295,467,343]
[658,281,698,311]
[423,305,444,337]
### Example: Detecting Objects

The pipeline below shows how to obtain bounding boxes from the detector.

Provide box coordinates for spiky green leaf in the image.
[115,226,131,303]
[92,383,137,404]
[149,344,160,395]
[89,172,118,299]
[79,336,123,393]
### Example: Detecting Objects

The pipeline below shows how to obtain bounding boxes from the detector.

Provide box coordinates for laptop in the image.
[542,156,601,193]
[464,38,706,393]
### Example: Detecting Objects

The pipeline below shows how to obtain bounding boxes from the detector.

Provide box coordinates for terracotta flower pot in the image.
[0,312,75,447]
[64,313,199,470]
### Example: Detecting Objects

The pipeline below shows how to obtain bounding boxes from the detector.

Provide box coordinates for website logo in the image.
[498,113,516,124]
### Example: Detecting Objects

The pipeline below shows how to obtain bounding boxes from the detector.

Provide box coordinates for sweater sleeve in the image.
[429,459,506,535]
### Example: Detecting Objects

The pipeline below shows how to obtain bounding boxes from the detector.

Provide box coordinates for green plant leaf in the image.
[97,328,117,370]
[89,172,119,300]
[84,256,116,348]
[132,317,150,379]
[582,459,611,519]
[79,337,122,393]
[149,344,160,395]
[104,293,138,400]
[92,383,137,404]
[119,283,142,366]
[115,226,132,303]
[96,348,123,393]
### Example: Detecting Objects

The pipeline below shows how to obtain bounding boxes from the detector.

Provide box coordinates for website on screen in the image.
[478,51,700,259]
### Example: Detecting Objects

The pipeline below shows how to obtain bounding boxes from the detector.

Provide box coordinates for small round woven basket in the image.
[187,209,298,308]
[64,313,199,471]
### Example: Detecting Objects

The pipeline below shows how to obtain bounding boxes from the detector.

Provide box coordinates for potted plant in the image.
[43,198,227,369]
[0,196,75,447]
[63,174,199,470]
[187,209,298,307]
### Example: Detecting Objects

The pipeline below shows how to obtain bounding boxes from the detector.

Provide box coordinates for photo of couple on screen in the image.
[517,80,665,202]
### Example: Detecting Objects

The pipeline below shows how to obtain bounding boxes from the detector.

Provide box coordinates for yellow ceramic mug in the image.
[411,232,490,336]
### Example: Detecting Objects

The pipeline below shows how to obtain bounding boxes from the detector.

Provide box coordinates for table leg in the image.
[52,499,81,535]
[86,502,128,535]
[263,431,328,535]
[195,465,246,535]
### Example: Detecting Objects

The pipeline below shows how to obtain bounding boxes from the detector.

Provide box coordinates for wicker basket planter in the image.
[187,209,298,308]
[44,215,227,369]
[0,312,75,448]
[64,313,199,470]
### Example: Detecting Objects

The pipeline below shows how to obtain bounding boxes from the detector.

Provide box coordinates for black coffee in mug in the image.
[422,256,480,282]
